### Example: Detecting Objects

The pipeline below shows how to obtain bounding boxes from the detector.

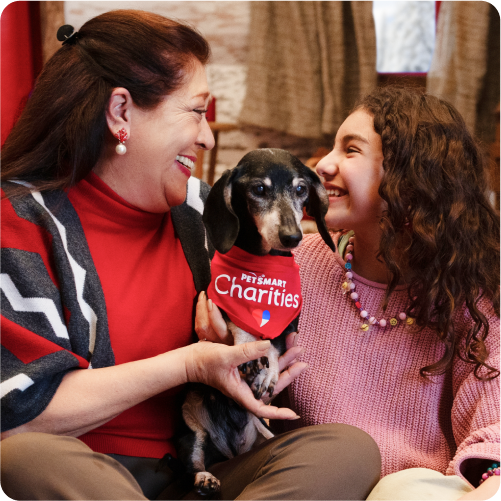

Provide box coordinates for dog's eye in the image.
[252,185,265,196]
[296,185,307,196]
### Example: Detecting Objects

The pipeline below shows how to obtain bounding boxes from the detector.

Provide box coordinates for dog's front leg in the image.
[230,322,281,399]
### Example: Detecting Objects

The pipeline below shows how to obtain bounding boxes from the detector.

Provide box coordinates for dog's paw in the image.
[249,366,280,399]
[238,356,269,384]
[239,358,281,399]
[194,471,221,496]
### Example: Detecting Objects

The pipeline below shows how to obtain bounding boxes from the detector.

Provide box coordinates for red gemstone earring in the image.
[115,128,128,155]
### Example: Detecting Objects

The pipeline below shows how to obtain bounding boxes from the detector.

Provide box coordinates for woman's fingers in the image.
[273,361,308,396]
[194,292,233,345]
[187,340,301,420]
[260,360,308,405]
[227,341,305,416]
[278,345,303,372]
[285,331,299,350]
[207,297,233,345]
[195,292,219,342]
[229,377,300,420]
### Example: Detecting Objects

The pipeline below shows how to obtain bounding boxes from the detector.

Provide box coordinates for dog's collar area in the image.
[207,247,302,338]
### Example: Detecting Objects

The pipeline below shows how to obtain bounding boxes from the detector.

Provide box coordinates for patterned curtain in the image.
[427,1,500,144]
[238,1,377,139]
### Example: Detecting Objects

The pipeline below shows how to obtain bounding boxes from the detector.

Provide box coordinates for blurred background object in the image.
[1,1,498,209]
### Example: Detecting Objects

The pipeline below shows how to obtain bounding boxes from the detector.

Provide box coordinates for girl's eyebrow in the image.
[341,133,369,145]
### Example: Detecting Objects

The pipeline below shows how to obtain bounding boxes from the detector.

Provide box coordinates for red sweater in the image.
[68,173,197,458]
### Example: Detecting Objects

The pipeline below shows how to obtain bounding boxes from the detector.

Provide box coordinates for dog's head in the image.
[203,148,336,255]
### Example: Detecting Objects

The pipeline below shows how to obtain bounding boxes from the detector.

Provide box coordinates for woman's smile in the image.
[175,154,197,177]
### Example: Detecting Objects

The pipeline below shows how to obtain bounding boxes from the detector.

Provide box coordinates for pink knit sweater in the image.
[289,233,500,485]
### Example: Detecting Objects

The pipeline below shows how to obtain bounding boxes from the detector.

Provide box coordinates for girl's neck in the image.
[345,230,408,285]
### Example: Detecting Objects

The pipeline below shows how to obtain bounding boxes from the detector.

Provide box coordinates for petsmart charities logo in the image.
[214,272,300,313]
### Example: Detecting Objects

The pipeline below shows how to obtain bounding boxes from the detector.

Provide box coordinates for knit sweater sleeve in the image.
[1,184,114,432]
[447,297,500,479]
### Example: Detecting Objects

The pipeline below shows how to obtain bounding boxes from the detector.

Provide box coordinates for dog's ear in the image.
[300,166,336,253]
[203,168,240,254]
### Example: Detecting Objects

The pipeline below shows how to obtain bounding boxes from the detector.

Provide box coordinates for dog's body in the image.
[161,149,335,496]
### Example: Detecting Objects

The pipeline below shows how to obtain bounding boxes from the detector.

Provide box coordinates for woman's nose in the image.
[197,117,216,151]
[315,150,338,179]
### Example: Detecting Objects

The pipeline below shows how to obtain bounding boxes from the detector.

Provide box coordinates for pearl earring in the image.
[115,128,128,155]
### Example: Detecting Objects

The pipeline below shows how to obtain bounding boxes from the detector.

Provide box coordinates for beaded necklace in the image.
[340,232,415,332]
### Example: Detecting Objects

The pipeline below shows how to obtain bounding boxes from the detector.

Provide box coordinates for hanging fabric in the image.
[239,1,377,139]
[427,1,500,143]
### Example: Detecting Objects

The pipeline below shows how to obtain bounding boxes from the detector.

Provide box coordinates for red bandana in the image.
[207,247,302,339]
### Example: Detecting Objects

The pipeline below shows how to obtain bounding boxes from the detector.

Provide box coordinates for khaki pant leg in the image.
[171,423,381,500]
[1,432,147,500]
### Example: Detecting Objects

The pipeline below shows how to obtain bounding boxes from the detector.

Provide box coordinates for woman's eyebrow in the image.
[193,91,211,100]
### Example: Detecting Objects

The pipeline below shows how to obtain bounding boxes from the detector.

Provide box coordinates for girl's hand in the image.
[457,475,499,500]
[185,339,300,420]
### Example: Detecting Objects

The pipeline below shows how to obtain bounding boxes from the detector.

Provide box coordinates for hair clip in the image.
[57,25,79,45]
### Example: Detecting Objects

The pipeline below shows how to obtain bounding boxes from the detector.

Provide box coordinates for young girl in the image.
[286,86,500,500]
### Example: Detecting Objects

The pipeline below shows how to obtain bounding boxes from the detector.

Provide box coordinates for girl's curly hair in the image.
[355,85,500,380]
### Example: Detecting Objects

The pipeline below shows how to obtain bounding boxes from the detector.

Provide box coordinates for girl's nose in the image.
[315,150,338,179]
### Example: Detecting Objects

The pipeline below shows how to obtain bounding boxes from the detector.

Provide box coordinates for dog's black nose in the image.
[279,229,302,248]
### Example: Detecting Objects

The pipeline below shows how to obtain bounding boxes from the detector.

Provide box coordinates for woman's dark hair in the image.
[354,85,500,380]
[1,10,210,193]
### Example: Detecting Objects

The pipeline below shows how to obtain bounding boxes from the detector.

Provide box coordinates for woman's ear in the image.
[105,87,133,139]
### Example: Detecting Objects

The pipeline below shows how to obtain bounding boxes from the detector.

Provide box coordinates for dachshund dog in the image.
[159,149,335,497]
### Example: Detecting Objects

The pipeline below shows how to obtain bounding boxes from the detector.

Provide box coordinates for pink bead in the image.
[349,283,356,290]
[345,253,353,261]
[360,310,368,318]
[398,312,406,320]
[346,244,354,252]
[495,470,500,476]
[369,317,376,324]
[348,236,355,243]
[351,292,358,300]
[482,473,489,480]
[379,319,387,327]
[345,271,353,279]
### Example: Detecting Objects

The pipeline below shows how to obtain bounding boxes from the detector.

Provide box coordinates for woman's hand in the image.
[195,291,308,403]
[261,335,307,404]
[185,339,301,421]
[195,291,233,344]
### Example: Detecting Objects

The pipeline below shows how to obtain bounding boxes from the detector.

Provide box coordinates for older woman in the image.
[0,10,380,501]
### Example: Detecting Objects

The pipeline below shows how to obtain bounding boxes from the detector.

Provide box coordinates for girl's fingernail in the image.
[207,299,213,312]
[293,333,299,346]
[257,340,271,349]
